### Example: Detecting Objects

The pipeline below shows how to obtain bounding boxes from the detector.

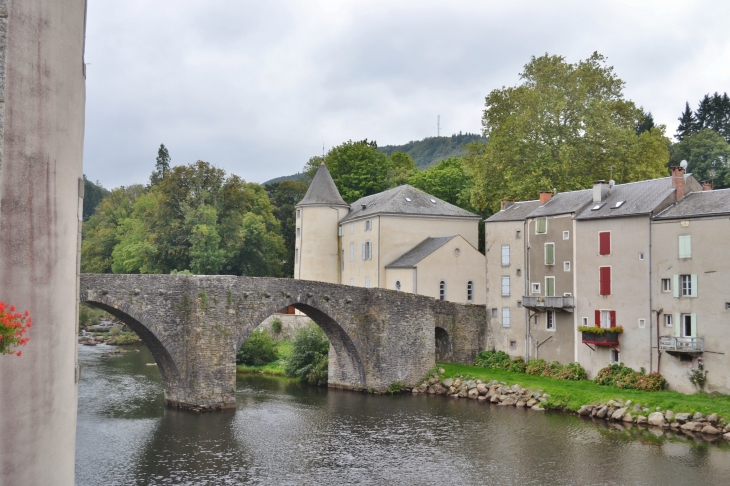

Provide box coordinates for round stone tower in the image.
[294,163,350,283]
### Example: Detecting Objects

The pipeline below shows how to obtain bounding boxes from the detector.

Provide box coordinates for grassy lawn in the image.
[236,341,291,377]
[438,362,730,419]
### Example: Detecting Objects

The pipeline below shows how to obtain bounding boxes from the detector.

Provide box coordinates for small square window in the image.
[563,231,569,240]
[664,314,672,326]
[516,230,522,239]
[610,349,620,364]
[517,301,523,308]
[531,283,540,294]
[564,261,571,272]
[491,308,498,318]
[510,340,517,349]
[726,303,730,310]
[516,268,522,276]
[582,317,588,326]
[638,318,646,329]
[563,292,572,297]
[638,252,644,261]
[661,278,671,292]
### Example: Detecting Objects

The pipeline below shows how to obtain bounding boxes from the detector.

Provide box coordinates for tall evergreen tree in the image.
[636,108,655,135]
[676,102,697,141]
[150,143,171,186]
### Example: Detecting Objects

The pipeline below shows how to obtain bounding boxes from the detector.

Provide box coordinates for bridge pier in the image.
[81,274,487,411]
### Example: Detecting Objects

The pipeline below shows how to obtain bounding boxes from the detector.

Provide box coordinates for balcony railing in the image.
[581,331,620,347]
[522,296,575,311]
[659,336,704,353]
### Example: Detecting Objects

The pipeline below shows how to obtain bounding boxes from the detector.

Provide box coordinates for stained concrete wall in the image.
[0,1,86,485]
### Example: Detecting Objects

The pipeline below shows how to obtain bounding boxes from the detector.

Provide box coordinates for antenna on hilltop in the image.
[437,115,441,137]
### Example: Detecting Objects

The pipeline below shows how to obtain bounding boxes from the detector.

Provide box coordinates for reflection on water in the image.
[76,344,730,485]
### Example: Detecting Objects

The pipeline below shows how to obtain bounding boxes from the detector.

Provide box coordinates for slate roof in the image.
[297,163,348,207]
[339,185,480,223]
[385,236,457,268]
[485,200,541,222]
[527,190,593,218]
[574,175,699,220]
[654,188,730,219]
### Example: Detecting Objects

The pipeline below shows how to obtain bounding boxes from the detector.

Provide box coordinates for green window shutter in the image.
[672,275,679,298]
[674,313,681,337]
[690,313,697,337]
[679,235,692,259]
[545,244,554,265]
[546,277,555,297]
[690,274,698,298]
[537,218,546,234]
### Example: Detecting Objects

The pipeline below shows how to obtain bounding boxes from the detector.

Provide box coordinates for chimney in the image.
[592,180,609,203]
[671,166,686,200]
[500,199,515,211]
[539,191,552,205]
[702,180,713,191]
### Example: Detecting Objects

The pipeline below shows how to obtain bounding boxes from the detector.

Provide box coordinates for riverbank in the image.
[236,342,291,377]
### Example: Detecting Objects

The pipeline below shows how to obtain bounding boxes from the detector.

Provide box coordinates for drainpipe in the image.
[648,213,653,373]
[656,307,663,374]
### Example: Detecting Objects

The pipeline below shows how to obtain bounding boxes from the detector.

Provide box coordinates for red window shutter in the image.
[599,266,611,295]
[609,310,616,328]
[599,232,611,255]
[595,310,601,326]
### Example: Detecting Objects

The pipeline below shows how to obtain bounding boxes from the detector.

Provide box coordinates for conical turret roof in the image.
[297,163,348,207]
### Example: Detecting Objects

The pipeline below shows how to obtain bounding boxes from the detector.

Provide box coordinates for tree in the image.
[82,176,110,221]
[265,180,308,277]
[676,102,697,142]
[677,93,730,143]
[409,157,474,210]
[149,143,171,186]
[636,108,655,135]
[462,52,670,213]
[670,129,730,189]
[385,152,417,188]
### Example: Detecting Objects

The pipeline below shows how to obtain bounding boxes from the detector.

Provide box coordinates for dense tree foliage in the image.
[462,53,670,213]
[675,93,730,142]
[149,143,171,186]
[670,129,730,189]
[409,157,474,211]
[82,176,110,221]
[236,330,278,366]
[265,180,309,277]
[285,324,329,386]
[379,132,485,169]
[82,160,286,276]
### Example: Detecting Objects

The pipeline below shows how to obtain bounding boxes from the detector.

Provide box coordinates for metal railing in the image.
[659,336,705,353]
[521,296,575,310]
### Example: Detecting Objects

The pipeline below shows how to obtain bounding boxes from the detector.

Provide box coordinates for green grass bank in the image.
[236,341,291,377]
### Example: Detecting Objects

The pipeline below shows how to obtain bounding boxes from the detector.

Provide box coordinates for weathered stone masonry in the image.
[80,274,487,410]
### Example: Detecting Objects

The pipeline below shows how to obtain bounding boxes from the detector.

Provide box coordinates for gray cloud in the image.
[83,0,730,188]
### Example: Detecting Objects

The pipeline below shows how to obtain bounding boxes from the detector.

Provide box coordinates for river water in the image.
[76,344,730,485]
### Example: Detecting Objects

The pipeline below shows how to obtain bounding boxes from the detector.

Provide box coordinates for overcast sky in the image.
[83,0,730,188]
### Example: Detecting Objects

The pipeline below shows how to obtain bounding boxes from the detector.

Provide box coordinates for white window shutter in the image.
[361,243,365,260]
[690,274,698,298]
[675,313,681,337]
[672,275,679,298]
[690,313,697,337]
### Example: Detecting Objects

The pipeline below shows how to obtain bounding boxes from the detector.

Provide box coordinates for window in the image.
[726,302,730,310]
[679,235,691,259]
[296,209,301,219]
[545,276,555,297]
[681,274,691,296]
[545,243,555,265]
[295,248,299,264]
[599,266,611,295]
[638,252,644,261]
[439,281,446,301]
[517,301,523,308]
[531,282,540,294]
[613,201,626,209]
[501,245,510,266]
[582,317,588,326]
[595,309,616,328]
[296,227,301,238]
[664,314,672,327]
[350,278,355,286]
[563,292,572,297]
[516,269,522,276]
[680,313,696,337]
[350,242,355,262]
[350,224,354,235]
[661,278,671,292]
[502,307,511,327]
[610,349,620,364]
[563,230,570,240]
[338,226,344,237]
[564,261,571,272]
[510,341,517,349]
[491,308,498,318]
[599,231,611,255]
[546,311,556,331]
[536,217,547,234]
[516,230,522,239]
[674,274,697,298]
[501,276,510,296]
[364,220,372,231]
[395,280,401,291]
[638,318,646,329]
[361,241,372,260]
[365,277,371,288]
[467,281,474,302]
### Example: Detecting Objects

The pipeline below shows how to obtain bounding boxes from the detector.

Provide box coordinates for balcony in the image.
[522,296,575,312]
[581,330,620,348]
[659,336,704,354]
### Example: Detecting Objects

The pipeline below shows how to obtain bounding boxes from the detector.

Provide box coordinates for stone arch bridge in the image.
[80,274,486,410]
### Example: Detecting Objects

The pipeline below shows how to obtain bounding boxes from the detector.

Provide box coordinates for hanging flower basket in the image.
[0,301,32,356]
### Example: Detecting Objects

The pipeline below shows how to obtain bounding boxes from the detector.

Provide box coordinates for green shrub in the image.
[474,350,513,370]
[477,351,586,381]
[271,318,282,334]
[387,381,405,394]
[594,364,666,391]
[285,324,329,385]
[109,324,122,337]
[508,358,527,374]
[236,330,278,366]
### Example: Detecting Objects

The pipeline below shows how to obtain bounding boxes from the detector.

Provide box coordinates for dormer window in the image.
[592,203,606,211]
[612,201,625,209]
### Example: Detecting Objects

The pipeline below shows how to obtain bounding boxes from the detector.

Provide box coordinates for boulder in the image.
[632,403,642,413]
[707,413,718,425]
[476,379,482,384]
[664,410,674,421]
[512,384,521,393]
[702,425,721,435]
[531,405,545,411]
[515,400,526,408]
[723,424,730,434]
[468,388,479,399]
[477,396,487,402]
[611,407,628,421]
[442,378,454,388]
[490,394,500,403]
[526,399,537,407]
[636,416,647,425]
[693,412,705,422]
[648,412,665,427]
[438,368,445,374]
[578,406,592,416]
[532,391,542,400]
[607,400,620,408]
[724,432,730,441]
[448,386,457,395]
[674,413,691,423]
[466,380,477,390]
[428,378,437,386]
[476,383,489,395]
[622,413,633,423]
[500,397,517,406]
[453,379,462,388]
[595,406,608,419]
[680,422,703,432]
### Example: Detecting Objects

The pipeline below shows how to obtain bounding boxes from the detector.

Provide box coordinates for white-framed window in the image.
[516,230,522,239]
[674,274,697,298]
[516,269,522,276]
[661,278,671,292]
[395,280,401,291]
[350,224,354,235]
[350,242,355,262]
[349,278,355,286]
[439,281,446,301]
[546,310,556,331]
[510,340,517,349]
[610,349,620,364]
[536,217,547,234]
[679,235,691,259]
[517,301,523,308]
[681,274,692,296]
[501,245,510,266]
[501,276,510,296]
[638,318,646,329]
[467,281,474,302]
[364,220,372,231]
[664,314,673,327]
[502,307,511,327]
[365,277,371,288]
[296,227,301,238]
[582,317,588,326]
[563,230,570,240]
[600,310,614,329]
[545,243,555,265]
[545,276,555,297]
[491,308,498,318]
[361,241,372,260]
[681,313,696,337]
[296,209,301,219]
[563,292,572,297]
[564,261,571,272]
[295,248,299,263]
[638,252,644,261]
[531,282,540,294]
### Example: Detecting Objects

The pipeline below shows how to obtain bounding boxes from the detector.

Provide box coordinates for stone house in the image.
[296,163,485,305]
